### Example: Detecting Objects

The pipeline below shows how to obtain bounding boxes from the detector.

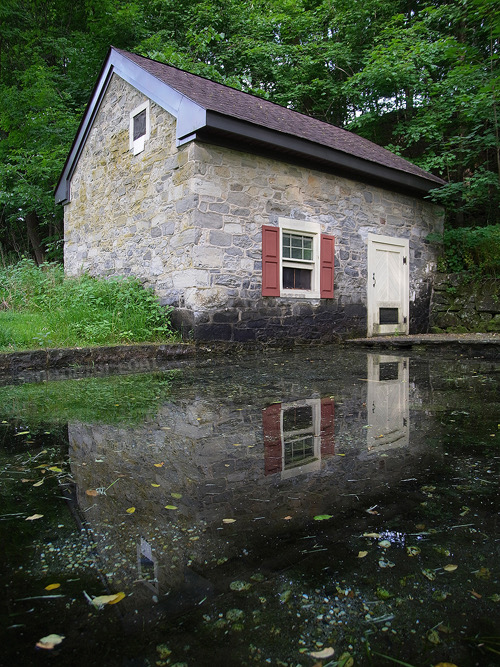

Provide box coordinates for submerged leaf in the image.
[126,507,135,514]
[32,480,44,487]
[36,633,64,650]
[45,583,61,591]
[313,514,333,521]
[26,514,43,521]
[165,505,178,510]
[422,569,437,581]
[309,647,334,659]
[443,564,458,572]
[357,551,368,558]
[48,466,62,473]
[171,492,182,499]
[222,518,236,523]
[363,532,381,538]
[86,489,99,497]
[154,462,164,468]
[406,546,421,557]
[151,483,160,488]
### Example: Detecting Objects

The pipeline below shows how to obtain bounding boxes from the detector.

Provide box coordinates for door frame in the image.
[367,234,409,337]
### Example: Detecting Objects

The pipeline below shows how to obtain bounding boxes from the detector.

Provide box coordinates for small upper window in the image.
[129,101,150,155]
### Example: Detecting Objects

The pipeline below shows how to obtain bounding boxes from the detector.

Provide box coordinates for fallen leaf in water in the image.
[171,493,182,499]
[427,629,441,645]
[165,505,177,510]
[363,532,381,538]
[48,466,62,473]
[126,507,135,514]
[15,431,30,437]
[443,564,458,572]
[422,569,437,581]
[86,489,98,497]
[406,546,421,557]
[416,523,426,530]
[36,633,64,649]
[489,593,500,602]
[378,540,391,548]
[26,514,43,521]
[378,559,395,568]
[469,590,482,599]
[433,663,458,667]
[91,592,125,608]
[45,583,61,591]
[283,516,292,520]
[151,483,160,488]
[475,567,491,580]
[32,480,44,487]
[313,514,333,521]
[309,647,334,659]
[232,443,242,446]
[357,551,368,558]
[154,462,164,468]
[21,479,33,483]
[223,518,236,523]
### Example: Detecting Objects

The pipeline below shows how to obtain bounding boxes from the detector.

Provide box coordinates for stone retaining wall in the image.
[430,274,500,332]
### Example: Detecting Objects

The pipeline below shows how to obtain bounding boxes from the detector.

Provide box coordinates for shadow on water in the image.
[0,346,499,666]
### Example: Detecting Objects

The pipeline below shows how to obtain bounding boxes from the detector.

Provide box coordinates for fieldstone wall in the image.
[64,74,443,342]
[430,274,500,332]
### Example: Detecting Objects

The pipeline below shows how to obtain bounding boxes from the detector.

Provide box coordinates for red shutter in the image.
[262,403,282,475]
[320,397,335,456]
[320,234,335,298]
[262,225,280,296]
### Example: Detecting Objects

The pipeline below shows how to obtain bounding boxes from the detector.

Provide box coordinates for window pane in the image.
[283,405,312,432]
[284,436,315,468]
[282,232,313,261]
[283,267,311,290]
[133,109,147,141]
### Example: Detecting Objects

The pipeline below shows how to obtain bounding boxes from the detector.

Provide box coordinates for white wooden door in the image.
[367,234,409,337]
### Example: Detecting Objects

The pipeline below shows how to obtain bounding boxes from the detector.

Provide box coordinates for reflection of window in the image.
[262,219,335,299]
[263,398,334,478]
[283,405,316,469]
[129,101,150,155]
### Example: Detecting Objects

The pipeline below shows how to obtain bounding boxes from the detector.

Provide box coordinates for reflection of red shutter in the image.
[320,234,335,298]
[320,397,335,456]
[262,225,280,296]
[262,403,282,475]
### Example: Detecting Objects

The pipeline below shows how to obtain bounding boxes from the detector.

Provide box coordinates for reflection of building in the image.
[262,398,334,478]
[366,355,409,453]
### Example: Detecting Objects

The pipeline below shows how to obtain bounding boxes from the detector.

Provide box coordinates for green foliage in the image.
[0,260,176,350]
[0,371,181,426]
[431,225,500,275]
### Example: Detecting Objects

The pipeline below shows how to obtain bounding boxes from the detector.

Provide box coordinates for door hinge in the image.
[403,256,407,264]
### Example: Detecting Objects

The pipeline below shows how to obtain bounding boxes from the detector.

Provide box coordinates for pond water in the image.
[0,346,499,667]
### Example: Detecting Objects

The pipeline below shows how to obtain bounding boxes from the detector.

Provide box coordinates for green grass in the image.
[0,259,178,351]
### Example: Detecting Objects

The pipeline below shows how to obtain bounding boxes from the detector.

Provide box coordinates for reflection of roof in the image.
[55,46,445,204]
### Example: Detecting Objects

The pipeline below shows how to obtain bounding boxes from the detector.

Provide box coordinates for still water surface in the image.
[0,346,499,666]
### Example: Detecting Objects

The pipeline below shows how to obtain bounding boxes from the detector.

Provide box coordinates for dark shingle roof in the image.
[115,48,444,188]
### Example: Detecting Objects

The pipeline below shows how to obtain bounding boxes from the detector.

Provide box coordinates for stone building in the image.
[56,47,445,342]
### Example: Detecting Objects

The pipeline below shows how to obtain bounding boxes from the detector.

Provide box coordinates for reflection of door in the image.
[366,354,409,452]
[367,234,409,337]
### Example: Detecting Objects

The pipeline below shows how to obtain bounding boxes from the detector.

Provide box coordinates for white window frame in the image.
[278,218,321,298]
[280,398,321,479]
[129,100,150,155]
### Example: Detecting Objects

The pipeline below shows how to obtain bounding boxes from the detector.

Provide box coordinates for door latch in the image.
[372,272,376,287]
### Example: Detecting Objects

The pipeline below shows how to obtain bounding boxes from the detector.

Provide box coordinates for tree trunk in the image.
[25,211,46,265]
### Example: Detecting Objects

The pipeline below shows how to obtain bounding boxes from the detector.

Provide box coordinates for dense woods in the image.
[0,0,499,264]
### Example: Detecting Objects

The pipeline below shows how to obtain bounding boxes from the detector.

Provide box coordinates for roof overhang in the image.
[55,48,207,204]
[56,47,444,204]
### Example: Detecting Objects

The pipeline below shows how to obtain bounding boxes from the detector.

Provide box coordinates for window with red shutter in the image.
[320,234,335,299]
[262,225,280,296]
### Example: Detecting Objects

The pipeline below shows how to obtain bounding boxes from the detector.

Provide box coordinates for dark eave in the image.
[200,111,440,196]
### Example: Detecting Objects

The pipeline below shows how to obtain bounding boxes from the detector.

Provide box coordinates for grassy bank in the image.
[0,260,177,351]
